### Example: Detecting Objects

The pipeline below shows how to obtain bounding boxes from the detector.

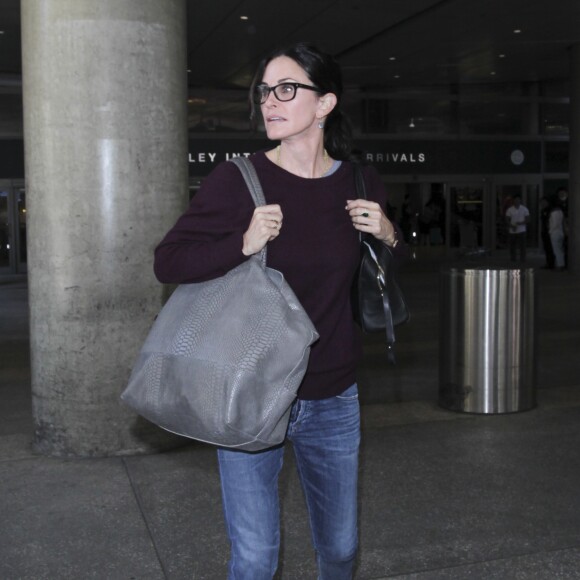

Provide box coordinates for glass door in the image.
[0,185,9,270]
[16,185,27,272]
[447,183,489,253]
[0,181,27,275]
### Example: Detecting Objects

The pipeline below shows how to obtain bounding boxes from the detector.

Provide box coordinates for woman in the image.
[154,42,399,580]
[549,200,566,270]
[539,197,555,269]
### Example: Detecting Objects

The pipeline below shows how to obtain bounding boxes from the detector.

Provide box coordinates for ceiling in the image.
[185,0,580,90]
[1,0,579,120]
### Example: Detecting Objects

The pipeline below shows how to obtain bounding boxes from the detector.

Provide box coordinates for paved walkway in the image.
[2,250,580,579]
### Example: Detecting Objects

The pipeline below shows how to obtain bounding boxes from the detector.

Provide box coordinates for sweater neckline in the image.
[256,149,347,182]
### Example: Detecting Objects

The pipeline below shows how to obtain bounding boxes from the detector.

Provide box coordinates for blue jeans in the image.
[550,230,565,268]
[509,232,527,261]
[217,383,360,580]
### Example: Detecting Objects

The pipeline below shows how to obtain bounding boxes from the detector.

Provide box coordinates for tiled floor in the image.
[2,250,580,579]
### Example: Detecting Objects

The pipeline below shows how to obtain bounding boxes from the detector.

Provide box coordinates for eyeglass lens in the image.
[254,83,297,104]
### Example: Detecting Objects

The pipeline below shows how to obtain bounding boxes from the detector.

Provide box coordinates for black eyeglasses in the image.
[253,82,322,104]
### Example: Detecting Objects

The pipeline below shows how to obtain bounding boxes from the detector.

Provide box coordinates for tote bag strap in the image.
[229,156,267,267]
[353,163,371,245]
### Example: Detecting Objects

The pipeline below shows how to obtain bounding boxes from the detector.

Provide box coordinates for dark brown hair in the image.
[250,42,353,160]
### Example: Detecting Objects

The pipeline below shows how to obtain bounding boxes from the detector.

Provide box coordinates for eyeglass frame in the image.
[253,82,323,105]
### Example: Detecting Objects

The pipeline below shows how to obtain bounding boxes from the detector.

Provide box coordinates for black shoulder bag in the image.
[351,164,410,363]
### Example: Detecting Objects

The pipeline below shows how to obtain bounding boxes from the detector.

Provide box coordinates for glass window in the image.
[363,98,453,135]
[0,188,9,268]
[0,94,24,135]
[459,83,529,98]
[540,81,570,98]
[459,100,531,135]
[541,102,569,135]
[184,85,570,139]
[544,141,569,173]
[187,91,251,133]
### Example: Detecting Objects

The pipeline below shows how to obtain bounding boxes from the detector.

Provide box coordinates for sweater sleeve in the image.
[154,160,255,284]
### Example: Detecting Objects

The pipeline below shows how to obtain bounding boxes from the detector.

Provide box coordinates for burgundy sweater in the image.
[154,151,388,399]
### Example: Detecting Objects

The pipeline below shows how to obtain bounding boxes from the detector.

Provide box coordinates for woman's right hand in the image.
[242,204,283,256]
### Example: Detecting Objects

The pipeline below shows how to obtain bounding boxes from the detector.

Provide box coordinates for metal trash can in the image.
[439,266,536,414]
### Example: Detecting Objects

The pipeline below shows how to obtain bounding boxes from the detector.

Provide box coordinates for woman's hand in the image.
[242,204,284,256]
[346,199,397,246]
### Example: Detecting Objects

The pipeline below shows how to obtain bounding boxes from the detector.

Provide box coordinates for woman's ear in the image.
[317,92,338,119]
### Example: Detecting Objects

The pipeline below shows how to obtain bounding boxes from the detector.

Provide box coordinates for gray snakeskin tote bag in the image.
[121,157,319,451]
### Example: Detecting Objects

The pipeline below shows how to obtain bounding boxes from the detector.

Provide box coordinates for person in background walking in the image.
[539,197,555,269]
[549,201,566,271]
[556,187,569,268]
[505,195,529,262]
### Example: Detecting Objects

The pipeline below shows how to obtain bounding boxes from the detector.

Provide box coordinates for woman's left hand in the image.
[346,199,396,246]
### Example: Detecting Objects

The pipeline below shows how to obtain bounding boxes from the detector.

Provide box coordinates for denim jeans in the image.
[550,230,565,268]
[509,232,527,261]
[217,383,360,580]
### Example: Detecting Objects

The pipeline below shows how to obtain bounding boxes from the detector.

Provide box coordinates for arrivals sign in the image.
[0,137,555,179]
[187,138,543,176]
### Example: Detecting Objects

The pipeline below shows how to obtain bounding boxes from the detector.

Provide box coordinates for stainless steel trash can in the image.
[439,266,536,414]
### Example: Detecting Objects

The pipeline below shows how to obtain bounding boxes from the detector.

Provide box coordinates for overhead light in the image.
[240,15,249,20]
[513,29,522,34]
[409,118,415,128]
[394,74,400,79]
[491,71,496,76]
[499,54,506,58]
[389,56,396,61]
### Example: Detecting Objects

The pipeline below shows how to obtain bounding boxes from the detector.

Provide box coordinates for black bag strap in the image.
[353,163,367,244]
[353,163,396,362]
[229,156,267,268]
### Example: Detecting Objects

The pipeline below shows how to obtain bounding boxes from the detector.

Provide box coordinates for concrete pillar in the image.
[21,0,188,456]
[569,43,580,273]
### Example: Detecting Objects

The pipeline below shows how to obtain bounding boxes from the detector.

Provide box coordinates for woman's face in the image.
[260,56,326,143]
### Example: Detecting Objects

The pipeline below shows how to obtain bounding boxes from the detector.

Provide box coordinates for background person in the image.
[549,201,566,271]
[539,196,555,269]
[154,42,401,579]
[556,186,569,267]
[505,195,530,262]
